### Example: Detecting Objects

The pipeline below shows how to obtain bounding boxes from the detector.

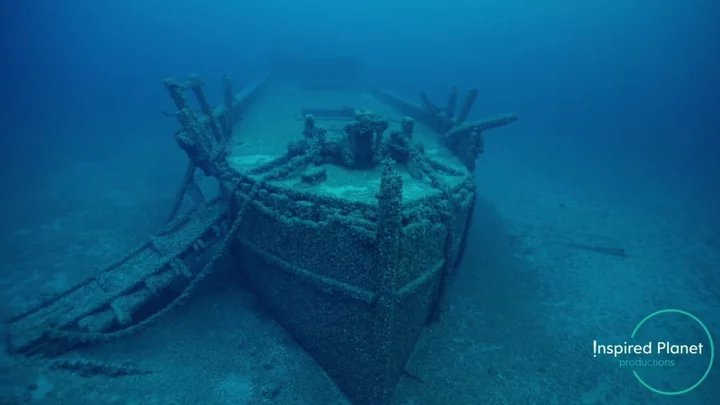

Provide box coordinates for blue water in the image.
[1,1,719,404]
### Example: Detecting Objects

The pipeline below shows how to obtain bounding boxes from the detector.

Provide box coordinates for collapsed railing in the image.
[4,74,273,356]
[370,87,518,170]
[162,74,267,222]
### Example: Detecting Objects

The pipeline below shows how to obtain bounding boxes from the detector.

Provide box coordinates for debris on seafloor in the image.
[562,243,628,258]
[50,358,153,378]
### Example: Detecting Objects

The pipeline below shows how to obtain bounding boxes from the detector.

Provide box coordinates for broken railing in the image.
[162,74,268,221]
[370,86,518,170]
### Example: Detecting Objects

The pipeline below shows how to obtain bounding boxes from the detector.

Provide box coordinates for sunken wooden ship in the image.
[6,58,517,404]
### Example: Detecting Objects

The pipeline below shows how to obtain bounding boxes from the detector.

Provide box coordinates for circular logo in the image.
[630,309,714,395]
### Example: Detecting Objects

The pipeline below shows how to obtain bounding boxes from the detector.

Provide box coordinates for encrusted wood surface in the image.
[7,200,229,353]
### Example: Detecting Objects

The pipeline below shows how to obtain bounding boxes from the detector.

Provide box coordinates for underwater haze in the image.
[1,0,719,404]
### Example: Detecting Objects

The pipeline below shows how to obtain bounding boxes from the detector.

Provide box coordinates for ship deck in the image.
[225,84,469,205]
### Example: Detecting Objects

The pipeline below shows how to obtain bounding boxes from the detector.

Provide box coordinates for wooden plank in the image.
[8,201,229,352]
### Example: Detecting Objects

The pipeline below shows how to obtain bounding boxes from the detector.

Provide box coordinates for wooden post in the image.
[163,78,189,111]
[188,75,223,142]
[446,86,458,118]
[373,159,403,404]
[420,91,441,115]
[222,74,234,137]
[401,116,414,137]
[456,88,478,124]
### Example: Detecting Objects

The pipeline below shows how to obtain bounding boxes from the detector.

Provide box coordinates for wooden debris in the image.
[456,88,479,124]
[445,86,458,118]
[443,114,518,141]
[442,113,518,169]
[51,358,153,378]
[420,92,441,116]
[563,243,628,258]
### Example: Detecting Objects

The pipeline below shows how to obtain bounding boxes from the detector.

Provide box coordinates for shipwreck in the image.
[5,59,517,404]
